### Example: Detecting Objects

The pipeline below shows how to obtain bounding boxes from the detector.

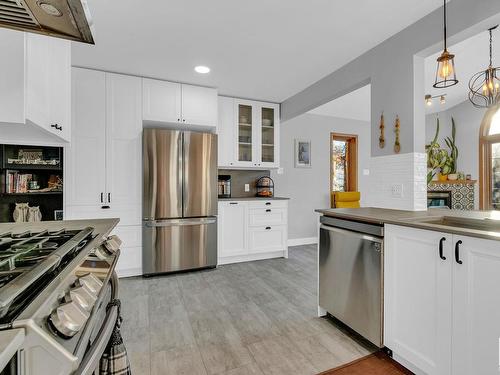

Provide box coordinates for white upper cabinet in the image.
[217,96,235,167]
[0,29,71,141]
[66,68,107,208]
[105,73,142,211]
[218,97,280,169]
[0,29,25,124]
[181,84,217,127]
[67,68,142,226]
[142,78,181,123]
[142,78,217,127]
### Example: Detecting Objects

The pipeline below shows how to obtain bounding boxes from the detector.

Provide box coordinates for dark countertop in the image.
[218,197,290,201]
[316,207,500,241]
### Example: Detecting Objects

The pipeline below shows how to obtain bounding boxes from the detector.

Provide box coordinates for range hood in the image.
[0,0,94,44]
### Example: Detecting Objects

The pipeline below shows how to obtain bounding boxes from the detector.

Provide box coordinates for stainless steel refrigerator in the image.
[142,128,217,275]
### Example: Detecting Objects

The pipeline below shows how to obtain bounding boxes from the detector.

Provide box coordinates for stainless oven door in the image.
[319,224,383,347]
[74,272,119,375]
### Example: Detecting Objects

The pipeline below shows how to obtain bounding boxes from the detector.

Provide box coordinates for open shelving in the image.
[0,144,63,222]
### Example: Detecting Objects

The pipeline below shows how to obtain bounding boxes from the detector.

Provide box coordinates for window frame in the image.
[479,104,500,209]
[330,132,358,206]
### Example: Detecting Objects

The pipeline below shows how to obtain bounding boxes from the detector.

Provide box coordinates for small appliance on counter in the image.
[218,175,232,198]
[256,176,274,197]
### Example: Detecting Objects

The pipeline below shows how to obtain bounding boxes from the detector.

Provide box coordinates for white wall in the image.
[425,100,487,209]
[271,113,370,241]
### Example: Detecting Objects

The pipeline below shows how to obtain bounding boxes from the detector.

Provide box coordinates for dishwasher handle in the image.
[320,224,383,244]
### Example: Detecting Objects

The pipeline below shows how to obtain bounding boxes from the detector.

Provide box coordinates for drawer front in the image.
[248,208,287,226]
[248,226,287,253]
[248,200,288,209]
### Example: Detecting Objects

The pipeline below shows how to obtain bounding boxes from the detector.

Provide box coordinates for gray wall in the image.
[281,0,500,157]
[425,101,487,209]
[271,113,370,240]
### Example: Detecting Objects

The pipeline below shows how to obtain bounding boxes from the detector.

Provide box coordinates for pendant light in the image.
[468,26,500,108]
[433,0,458,88]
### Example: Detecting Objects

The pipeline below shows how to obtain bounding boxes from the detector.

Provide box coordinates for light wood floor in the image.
[119,244,374,375]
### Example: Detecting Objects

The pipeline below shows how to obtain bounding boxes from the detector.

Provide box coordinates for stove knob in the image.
[65,285,97,312]
[103,235,122,253]
[49,301,89,338]
[77,273,103,295]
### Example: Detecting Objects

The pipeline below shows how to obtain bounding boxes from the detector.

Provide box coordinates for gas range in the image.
[0,219,121,375]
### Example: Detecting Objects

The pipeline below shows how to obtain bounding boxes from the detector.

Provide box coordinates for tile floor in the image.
[119,245,374,375]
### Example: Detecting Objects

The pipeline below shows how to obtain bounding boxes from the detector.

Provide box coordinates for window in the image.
[479,105,500,209]
[330,133,358,205]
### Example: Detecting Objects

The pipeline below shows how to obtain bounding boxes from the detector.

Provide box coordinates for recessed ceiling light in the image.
[194,66,210,74]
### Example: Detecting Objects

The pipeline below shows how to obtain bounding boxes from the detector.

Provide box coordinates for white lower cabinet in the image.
[111,225,142,277]
[384,225,500,375]
[218,200,288,264]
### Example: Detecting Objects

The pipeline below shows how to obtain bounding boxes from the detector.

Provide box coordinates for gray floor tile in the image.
[120,245,372,375]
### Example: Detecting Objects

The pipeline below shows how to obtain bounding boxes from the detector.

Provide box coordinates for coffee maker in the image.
[218,175,231,198]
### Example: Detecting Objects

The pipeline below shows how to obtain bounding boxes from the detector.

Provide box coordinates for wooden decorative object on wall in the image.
[379,112,385,148]
[394,115,401,153]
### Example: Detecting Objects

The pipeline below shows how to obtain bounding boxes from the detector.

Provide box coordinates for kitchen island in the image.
[316,207,500,375]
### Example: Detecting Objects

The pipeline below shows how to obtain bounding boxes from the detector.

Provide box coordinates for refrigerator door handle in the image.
[144,217,217,227]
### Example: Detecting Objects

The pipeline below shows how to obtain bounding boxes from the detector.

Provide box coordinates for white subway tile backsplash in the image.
[366,152,427,210]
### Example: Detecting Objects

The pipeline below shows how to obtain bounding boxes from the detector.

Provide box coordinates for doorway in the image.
[331,133,358,206]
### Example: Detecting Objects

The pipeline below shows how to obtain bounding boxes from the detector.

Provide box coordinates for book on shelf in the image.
[5,171,33,194]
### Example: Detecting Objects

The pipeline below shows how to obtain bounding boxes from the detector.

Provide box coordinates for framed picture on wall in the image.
[294,139,312,168]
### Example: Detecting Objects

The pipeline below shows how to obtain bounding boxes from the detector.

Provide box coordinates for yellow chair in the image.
[332,191,360,208]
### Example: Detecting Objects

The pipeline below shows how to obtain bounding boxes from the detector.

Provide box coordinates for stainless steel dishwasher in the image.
[319,215,384,347]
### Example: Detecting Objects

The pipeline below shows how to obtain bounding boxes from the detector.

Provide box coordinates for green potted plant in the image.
[444,117,458,180]
[426,118,451,183]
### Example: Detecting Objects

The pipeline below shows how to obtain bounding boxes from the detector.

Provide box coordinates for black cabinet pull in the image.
[100,192,103,203]
[229,202,238,205]
[265,226,271,230]
[455,240,463,264]
[266,209,271,212]
[101,205,110,209]
[108,192,111,203]
[439,237,446,260]
[265,202,271,206]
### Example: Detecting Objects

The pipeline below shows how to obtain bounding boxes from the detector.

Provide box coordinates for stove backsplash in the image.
[218,169,271,198]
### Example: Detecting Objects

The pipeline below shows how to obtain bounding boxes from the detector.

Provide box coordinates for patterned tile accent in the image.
[428,183,475,210]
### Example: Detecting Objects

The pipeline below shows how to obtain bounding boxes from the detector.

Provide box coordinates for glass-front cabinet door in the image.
[259,104,279,167]
[236,101,254,165]
[233,99,279,168]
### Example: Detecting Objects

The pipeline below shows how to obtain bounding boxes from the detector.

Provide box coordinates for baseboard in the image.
[287,237,318,247]
[218,250,286,265]
[116,268,142,278]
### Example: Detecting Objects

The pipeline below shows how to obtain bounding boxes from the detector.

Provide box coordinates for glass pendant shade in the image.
[433,50,458,88]
[433,0,458,89]
[468,26,500,108]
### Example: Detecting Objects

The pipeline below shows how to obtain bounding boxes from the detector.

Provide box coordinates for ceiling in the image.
[425,29,500,114]
[72,0,442,103]
[307,85,371,121]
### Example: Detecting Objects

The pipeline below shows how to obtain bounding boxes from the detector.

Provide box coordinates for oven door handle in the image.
[74,272,119,375]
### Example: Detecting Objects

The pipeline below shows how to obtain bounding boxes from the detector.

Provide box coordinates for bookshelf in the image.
[0,144,63,222]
